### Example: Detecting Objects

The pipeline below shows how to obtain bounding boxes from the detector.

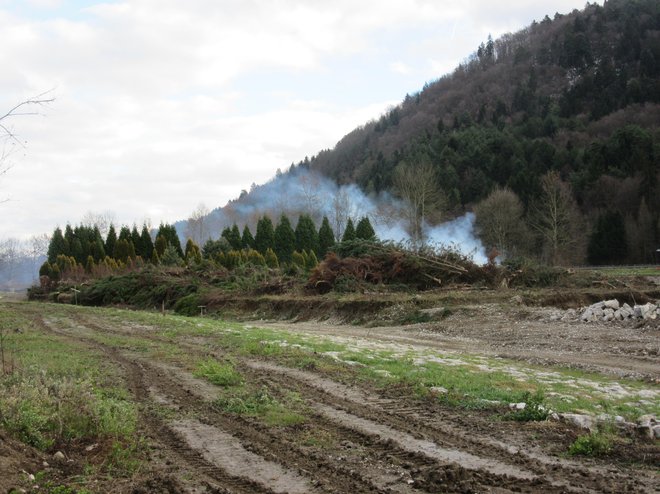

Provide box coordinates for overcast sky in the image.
[0,0,597,241]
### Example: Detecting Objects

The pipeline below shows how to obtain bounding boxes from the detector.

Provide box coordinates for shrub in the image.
[569,432,613,456]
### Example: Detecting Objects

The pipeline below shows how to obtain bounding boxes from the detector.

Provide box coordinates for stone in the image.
[603,308,615,321]
[581,308,593,322]
[603,299,620,310]
[509,402,526,410]
[653,425,660,440]
[559,413,594,431]
[429,386,448,395]
[53,451,65,461]
[592,307,604,319]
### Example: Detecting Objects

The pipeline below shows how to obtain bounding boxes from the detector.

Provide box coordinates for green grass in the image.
[568,431,614,456]
[0,302,143,481]
[23,303,659,423]
[213,386,307,427]
[194,359,242,387]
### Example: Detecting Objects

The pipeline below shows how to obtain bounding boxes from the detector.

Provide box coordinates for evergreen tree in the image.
[355,216,376,241]
[588,210,627,265]
[222,224,242,250]
[131,225,142,258]
[160,245,184,267]
[64,224,75,248]
[157,223,183,257]
[241,225,255,249]
[39,261,51,277]
[274,214,295,264]
[105,224,117,259]
[113,239,132,263]
[154,235,167,257]
[118,225,132,243]
[295,214,319,255]
[342,218,356,242]
[318,216,335,259]
[70,237,84,264]
[85,255,95,274]
[254,215,275,254]
[140,225,154,260]
[305,250,318,270]
[47,227,68,263]
[264,248,279,268]
[185,239,202,264]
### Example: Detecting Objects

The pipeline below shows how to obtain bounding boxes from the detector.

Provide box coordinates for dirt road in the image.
[257,303,660,380]
[6,303,660,493]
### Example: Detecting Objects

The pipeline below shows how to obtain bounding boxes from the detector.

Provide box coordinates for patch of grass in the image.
[0,304,139,456]
[568,431,613,457]
[213,386,306,427]
[509,391,549,421]
[194,359,242,387]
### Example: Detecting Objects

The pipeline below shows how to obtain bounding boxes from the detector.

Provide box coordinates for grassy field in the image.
[1,300,658,493]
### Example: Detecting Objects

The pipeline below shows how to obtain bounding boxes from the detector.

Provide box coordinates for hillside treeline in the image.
[293,0,659,265]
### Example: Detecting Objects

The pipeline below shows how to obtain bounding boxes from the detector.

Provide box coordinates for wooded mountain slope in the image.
[293,0,659,264]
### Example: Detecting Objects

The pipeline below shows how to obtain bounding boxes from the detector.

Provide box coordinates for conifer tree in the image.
[140,224,154,259]
[185,239,202,265]
[105,224,117,259]
[254,215,275,254]
[241,225,255,249]
[230,224,242,250]
[295,214,319,255]
[154,235,167,257]
[265,248,279,268]
[274,214,295,264]
[355,216,377,241]
[306,250,318,270]
[39,261,51,277]
[113,239,132,263]
[85,255,95,274]
[157,223,183,257]
[118,225,132,242]
[342,218,356,242]
[47,227,68,263]
[318,216,336,258]
[131,225,142,257]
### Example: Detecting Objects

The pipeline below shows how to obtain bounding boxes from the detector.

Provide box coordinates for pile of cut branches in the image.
[308,240,498,293]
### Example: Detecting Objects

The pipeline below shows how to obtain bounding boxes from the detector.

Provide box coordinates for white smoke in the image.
[187,168,487,264]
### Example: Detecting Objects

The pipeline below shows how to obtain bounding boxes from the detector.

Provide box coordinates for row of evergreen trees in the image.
[43,214,378,279]
[46,223,183,266]
[209,214,375,264]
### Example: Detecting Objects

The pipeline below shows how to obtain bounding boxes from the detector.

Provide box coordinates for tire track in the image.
[58,308,657,493]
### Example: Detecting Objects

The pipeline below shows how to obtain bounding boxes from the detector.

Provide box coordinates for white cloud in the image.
[0,0,600,239]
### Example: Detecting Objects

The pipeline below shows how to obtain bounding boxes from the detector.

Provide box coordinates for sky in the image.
[0,0,597,241]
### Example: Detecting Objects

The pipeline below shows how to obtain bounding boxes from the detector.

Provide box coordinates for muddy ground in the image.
[2,300,659,493]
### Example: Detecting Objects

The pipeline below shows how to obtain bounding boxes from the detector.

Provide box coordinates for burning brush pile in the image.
[307,240,498,293]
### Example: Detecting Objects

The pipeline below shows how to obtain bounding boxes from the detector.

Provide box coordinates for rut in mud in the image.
[19,304,657,494]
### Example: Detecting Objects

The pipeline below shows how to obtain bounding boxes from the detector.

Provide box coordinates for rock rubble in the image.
[580,299,659,323]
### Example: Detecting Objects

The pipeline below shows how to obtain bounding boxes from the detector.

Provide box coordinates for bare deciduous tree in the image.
[185,202,211,245]
[394,160,446,247]
[80,210,116,238]
[1,91,55,203]
[529,171,585,265]
[474,187,530,258]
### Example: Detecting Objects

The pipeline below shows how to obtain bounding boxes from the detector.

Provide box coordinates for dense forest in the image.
[283,0,660,265]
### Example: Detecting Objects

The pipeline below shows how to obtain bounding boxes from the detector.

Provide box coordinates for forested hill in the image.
[295,0,659,264]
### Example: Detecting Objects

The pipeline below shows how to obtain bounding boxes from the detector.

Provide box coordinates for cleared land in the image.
[0,299,658,493]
